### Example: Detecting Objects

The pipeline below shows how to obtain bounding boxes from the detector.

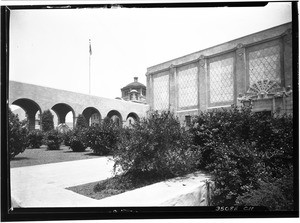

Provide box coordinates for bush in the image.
[41,110,54,132]
[43,130,63,150]
[76,114,88,129]
[8,108,28,159]
[86,117,120,155]
[69,128,87,152]
[113,111,197,179]
[190,106,294,210]
[62,130,72,146]
[206,141,260,206]
[27,130,44,148]
[236,167,294,211]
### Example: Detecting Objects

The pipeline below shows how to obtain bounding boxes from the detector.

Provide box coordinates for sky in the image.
[9,2,292,101]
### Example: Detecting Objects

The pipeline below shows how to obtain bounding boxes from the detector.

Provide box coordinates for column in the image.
[235,43,247,104]
[169,64,176,112]
[198,55,207,111]
[146,71,153,109]
[283,28,292,87]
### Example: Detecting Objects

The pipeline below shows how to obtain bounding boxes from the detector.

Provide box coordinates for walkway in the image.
[11,158,210,207]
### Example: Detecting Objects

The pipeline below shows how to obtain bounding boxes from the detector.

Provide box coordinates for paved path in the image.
[11,158,210,207]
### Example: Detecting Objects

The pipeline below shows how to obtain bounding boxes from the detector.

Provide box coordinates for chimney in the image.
[134,77,138,82]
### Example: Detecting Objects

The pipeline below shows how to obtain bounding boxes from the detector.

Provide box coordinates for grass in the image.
[67,171,169,200]
[10,145,103,168]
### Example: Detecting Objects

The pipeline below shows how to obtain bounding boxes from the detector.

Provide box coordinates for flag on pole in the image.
[89,39,92,55]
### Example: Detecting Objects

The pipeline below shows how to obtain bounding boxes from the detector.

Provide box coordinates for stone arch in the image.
[51,103,75,127]
[106,110,123,127]
[12,98,42,131]
[82,107,101,126]
[126,112,139,126]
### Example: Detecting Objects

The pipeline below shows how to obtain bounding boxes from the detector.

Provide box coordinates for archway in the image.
[106,110,123,127]
[126,112,139,126]
[12,98,42,131]
[82,107,101,126]
[51,103,75,129]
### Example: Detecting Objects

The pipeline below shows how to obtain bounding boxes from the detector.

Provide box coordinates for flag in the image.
[89,39,92,55]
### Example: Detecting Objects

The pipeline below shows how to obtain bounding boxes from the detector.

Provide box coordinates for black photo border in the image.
[1,1,299,221]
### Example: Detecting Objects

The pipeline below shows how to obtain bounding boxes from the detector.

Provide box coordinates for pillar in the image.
[169,64,176,112]
[198,55,207,111]
[235,43,247,104]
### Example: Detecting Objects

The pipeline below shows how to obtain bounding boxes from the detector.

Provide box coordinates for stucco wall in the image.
[9,81,149,125]
[146,22,293,120]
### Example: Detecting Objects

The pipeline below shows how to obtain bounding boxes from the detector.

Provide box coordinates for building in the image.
[121,77,147,104]
[146,23,293,124]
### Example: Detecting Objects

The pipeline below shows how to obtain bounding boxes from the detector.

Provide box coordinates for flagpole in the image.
[89,39,92,95]
[89,50,91,95]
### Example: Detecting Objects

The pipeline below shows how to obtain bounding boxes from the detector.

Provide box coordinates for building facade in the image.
[146,23,293,124]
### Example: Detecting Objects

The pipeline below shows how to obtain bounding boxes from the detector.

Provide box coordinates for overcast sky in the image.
[9,2,292,100]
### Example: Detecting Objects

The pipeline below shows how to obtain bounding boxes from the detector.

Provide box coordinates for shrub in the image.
[43,130,63,150]
[86,117,120,155]
[76,114,88,129]
[62,130,72,146]
[190,106,294,210]
[8,108,28,159]
[113,111,197,179]
[69,128,87,152]
[27,130,44,148]
[236,167,294,211]
[206,141,260,206]
[41,110,54,132]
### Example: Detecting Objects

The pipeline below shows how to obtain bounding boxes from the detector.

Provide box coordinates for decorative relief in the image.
[236,43,244,57]
[199,55,206,67]
[209,57,234,104]
[178,66,198,108]
[238,79,292,103]
[169,64,176,74]
[247,79,281,98]
[153,74,169,110]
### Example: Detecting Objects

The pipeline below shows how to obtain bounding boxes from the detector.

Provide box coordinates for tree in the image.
[8,108,28,159]
[41,110,54,132]
[76,114,88,129]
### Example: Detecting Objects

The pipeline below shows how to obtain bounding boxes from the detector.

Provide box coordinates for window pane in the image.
[209,57,234,104]
[153,75,169,110]
[178,66,198,108]
[248,45,281,85]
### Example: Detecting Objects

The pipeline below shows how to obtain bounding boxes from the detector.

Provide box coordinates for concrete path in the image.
[11,158,210,207]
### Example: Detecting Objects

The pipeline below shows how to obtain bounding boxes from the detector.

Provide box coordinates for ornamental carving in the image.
[238,79,292,103]
[169,64,176,74]
[236,43,245,57]
[199,55,206,67]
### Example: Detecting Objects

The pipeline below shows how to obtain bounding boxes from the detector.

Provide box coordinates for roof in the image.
[121,77,146,90]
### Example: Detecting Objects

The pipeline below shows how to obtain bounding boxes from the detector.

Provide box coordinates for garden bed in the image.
[67,172,168,200]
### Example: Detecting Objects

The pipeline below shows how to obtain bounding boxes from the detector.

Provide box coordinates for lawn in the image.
[10,145,102,168]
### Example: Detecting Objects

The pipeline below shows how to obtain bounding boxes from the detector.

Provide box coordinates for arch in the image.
[126,112,139,126]
[82,107,101,126]
[126,112,139,121]
[12,98,42,130]
[106,110,123,127]
[51,103,75,127]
